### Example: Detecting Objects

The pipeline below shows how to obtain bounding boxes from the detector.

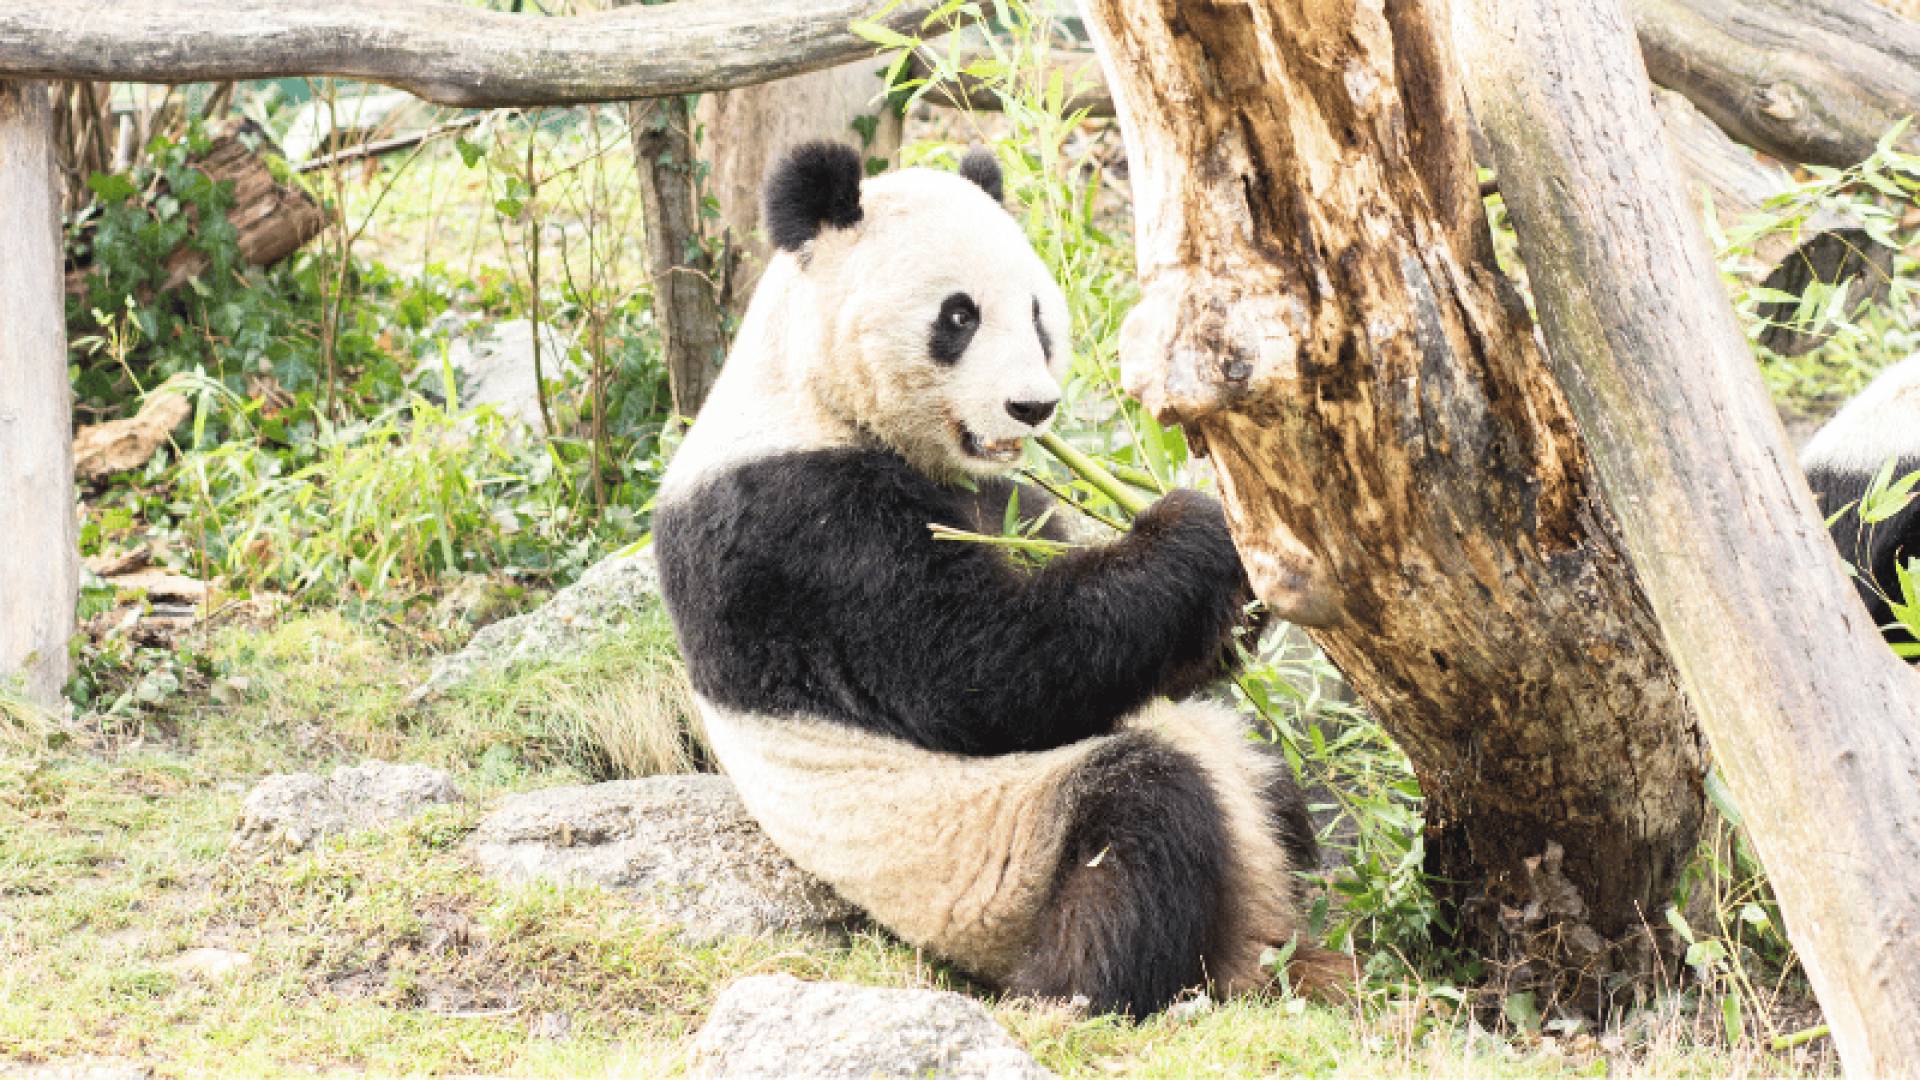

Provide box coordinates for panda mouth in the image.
[959,427,1025,463]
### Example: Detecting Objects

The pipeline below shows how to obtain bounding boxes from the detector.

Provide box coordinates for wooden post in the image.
[0,80,76,707]
[1456,0,1920,1071]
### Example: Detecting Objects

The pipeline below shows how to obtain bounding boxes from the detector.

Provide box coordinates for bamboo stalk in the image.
[1034,431,1152,517]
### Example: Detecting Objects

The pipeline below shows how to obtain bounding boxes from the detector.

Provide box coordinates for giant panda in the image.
[1802,352,1920,648]
[653,141,1345,1017]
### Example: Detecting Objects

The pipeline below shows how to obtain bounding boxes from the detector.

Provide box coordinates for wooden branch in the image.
[1656,89,1897,355]
[1632,0,1920,168]
[0,82,77,707]
[1457,0,1920,1072]
[0,0,944,108]
[295,114,483,174]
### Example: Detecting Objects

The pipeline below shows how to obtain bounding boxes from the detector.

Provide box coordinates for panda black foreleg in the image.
[1006,734,1233,1017]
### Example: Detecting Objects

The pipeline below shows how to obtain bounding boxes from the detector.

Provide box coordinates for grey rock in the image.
[471,775,858,941]
[167,946,253,981]
[690,974,1053,1080]
[409,546,662,703]
[234,761,460,852]
[430,319,583,433]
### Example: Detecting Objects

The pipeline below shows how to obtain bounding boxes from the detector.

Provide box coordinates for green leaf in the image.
[86,172,139,204]
[454,136,485,169]
[1503,991,1541,1034]
[850,20,916,50]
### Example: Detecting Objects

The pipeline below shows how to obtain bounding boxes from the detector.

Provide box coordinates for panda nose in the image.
[1005,398,1058,427]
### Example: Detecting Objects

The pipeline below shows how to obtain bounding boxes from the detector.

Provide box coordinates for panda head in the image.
[763,141,1071,479]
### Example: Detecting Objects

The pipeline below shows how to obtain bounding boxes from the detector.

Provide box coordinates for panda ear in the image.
[958,148,1004,204]
[765,142,865,253]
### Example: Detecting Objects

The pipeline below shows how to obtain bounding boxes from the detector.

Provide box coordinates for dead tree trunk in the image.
[629,94,728,420]
[1457,0,1920,1072]
[1631,0,1920,168]
[696,61,901,320]
[0,81,77,707]
[1078,0,1706,980]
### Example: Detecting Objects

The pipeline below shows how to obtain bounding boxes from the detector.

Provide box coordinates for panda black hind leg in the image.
[1006,732,1234,1017]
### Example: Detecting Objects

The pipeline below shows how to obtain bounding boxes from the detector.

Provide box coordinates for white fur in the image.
[698,694,1296,989]
[1802,352,1920,472]
[664,165,1072,500]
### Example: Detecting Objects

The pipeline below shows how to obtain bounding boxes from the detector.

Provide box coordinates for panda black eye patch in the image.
[930,292,981,364]
[1033,295,1053,361]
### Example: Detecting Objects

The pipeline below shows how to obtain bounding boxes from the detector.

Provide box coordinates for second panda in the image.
[654,142,1346,1016]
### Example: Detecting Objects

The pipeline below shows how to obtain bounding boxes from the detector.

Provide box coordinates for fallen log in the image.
[0,0,948,109]
[1631,0,1920,169]
[65,122,327,298]
[1656,90,1897,355]
[72,385,193,482]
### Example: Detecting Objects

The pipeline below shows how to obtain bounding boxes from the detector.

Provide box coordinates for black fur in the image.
[1008,735,1231,1016]
[654,448,1253,755]
[958,147,1004,202]
[1808,458,1920,647]
[1033,295,1053,361]
[930,292,981,364]
[765,141,864,252]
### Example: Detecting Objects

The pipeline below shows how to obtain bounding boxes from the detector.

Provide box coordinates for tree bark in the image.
[630,94,728,420]
[0,0,945,109]
[0,81,77,708]
[1630,0,1920,168]
[695,60,902,320]
[1654,90,1896,356]
[1078,0,1705,984]
[1457,1,1920,1072]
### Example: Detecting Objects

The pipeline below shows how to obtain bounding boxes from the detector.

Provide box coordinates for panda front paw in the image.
[1131,490,1241,579]
[1130,490,1262,696]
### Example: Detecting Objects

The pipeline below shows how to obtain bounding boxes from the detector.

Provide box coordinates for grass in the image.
[441,608,706,781]
[0,614,1840,1078]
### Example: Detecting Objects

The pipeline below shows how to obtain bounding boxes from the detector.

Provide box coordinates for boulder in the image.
[431,318,581,433]
[690,974,1053,1080]
[408,545,662,703]
[471,775,858,941]
[234,761,460,852]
